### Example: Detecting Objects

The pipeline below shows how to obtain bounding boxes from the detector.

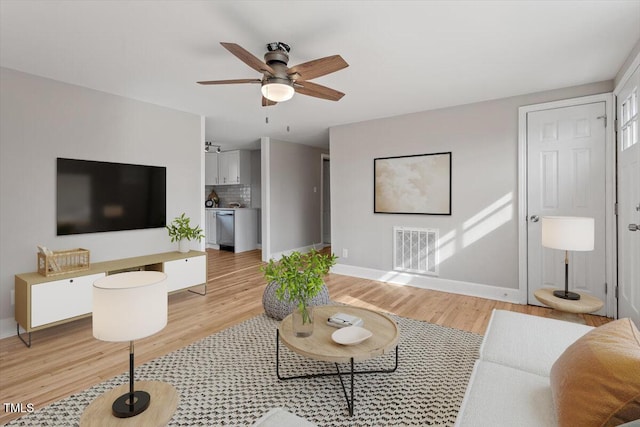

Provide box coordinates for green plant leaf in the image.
[262,249,338,311]
[166,213,204,242]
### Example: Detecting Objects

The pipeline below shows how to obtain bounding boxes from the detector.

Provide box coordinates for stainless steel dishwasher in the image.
[216,210,235,251]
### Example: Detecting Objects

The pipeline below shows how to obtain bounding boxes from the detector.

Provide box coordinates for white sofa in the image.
[454,309,594,427]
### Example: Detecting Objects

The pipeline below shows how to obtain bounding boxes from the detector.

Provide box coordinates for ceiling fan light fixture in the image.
[261,81,294,102]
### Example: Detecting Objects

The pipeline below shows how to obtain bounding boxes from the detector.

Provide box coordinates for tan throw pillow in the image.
[550,318,640,427]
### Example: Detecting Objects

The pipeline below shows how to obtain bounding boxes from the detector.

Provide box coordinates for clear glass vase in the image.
[292,305,314,337]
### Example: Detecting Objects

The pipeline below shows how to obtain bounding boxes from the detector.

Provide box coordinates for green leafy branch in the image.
[166,213,204,242]
[262,249,337,324]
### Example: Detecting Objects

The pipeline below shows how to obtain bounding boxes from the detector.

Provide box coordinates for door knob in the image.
[629,224,640,232]
[529,215,539,223]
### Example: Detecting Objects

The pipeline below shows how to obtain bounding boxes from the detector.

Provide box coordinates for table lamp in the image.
[93,271,168,418]
[541,216,594,301]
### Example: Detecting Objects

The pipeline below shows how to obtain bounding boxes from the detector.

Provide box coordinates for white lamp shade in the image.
[93,271,167,342]
[541,216,595,251]
[261,82,294,102]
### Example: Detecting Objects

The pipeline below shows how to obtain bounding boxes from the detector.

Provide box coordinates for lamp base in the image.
[112,390,150,418]
[553,290,581,301]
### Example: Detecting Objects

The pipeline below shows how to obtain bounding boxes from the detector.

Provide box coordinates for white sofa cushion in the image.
[479,309,593,377]
[454,360,556,427]
[251,408,316,427]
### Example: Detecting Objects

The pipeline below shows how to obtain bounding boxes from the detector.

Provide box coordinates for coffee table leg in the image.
[276,330,399,417]
[335,358,355,416]
[276,329,281,379]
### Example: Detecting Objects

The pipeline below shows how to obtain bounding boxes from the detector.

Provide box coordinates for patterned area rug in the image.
[5,312,482,426]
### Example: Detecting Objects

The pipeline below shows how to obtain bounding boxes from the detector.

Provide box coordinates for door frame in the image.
[517,93,616,316]
[613,51,640,321]
[260,136,271,262]
[320,153,330,247]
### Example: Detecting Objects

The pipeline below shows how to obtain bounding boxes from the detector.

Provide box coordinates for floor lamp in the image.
[93,271,168,418]
[541,216,594,301]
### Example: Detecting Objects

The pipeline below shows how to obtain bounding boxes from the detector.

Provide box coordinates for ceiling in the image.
[1,1,639,150]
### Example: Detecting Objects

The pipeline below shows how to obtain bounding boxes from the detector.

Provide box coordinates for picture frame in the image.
[374,152,452,215]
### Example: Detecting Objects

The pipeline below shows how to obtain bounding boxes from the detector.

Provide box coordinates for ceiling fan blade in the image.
[287,55,348,81]
[197,78,261,85]
[294,80,345,101]
[220,42,275,76]
[262,96,278,107]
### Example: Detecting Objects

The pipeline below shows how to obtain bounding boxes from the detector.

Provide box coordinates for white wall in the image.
[615,38,640,87]
[330,81,613,299]
[0,68,202,338]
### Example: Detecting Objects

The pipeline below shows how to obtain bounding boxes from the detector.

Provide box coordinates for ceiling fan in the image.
[197,42,348,107]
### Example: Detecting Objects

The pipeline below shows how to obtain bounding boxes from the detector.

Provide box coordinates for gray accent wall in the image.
[0,68,202,338]
[265,138,326,256]
[330,81,613,291]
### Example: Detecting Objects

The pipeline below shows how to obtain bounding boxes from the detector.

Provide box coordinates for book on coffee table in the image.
[327,312,363,328]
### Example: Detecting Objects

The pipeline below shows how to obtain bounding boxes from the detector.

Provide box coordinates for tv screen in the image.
[56,158,166,235]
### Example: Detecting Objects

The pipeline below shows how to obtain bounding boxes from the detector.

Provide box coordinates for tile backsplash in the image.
[206,184,251,208]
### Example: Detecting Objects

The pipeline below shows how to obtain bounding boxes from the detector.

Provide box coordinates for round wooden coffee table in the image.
[277,305,400,416]
[534,288,604,324]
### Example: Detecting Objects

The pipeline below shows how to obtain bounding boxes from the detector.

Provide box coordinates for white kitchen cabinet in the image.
[205,152,219,185]
[205,209,217,247]
[163,255,207,292]
[31,273,105,328]
[218,150,251,185]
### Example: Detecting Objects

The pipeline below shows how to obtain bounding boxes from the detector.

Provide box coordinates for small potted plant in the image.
[262,249,337,337]
[166,213,204,253]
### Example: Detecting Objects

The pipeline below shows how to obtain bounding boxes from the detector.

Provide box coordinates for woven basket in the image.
[38,248,90,277]
[262,281,330,320]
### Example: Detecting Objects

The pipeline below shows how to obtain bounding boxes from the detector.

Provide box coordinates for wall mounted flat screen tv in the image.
[56,158,166,235]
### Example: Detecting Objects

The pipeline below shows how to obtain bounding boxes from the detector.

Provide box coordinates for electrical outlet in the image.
[342,248,348,258]
[11,290,15,305]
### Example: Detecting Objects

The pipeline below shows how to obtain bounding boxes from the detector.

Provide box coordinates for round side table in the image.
[534,288,604,324]
[80,380,178,427]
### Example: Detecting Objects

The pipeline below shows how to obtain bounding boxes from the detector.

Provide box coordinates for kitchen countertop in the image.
[206,207,257,211]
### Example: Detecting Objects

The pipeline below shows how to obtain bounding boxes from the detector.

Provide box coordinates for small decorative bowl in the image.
[331,326,373,345]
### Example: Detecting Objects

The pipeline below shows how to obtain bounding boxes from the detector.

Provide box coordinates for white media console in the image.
[14,250,207,347]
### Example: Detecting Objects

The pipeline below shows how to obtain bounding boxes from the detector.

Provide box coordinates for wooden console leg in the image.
[16,323,31,348]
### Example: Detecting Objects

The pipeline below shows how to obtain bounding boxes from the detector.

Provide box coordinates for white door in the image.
[526,102,607,313]
[617,63,640,325]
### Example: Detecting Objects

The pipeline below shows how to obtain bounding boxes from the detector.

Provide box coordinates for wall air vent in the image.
[393,226,439,276]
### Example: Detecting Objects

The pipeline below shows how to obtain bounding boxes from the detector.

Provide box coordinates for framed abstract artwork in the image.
[374,152,452,215]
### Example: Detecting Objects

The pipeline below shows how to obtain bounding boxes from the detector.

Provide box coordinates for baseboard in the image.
[1,316,16,339]
[331,263,522,303]
[268,243,325,261]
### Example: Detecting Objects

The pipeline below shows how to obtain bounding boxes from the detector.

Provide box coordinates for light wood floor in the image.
[0,248,610,424]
